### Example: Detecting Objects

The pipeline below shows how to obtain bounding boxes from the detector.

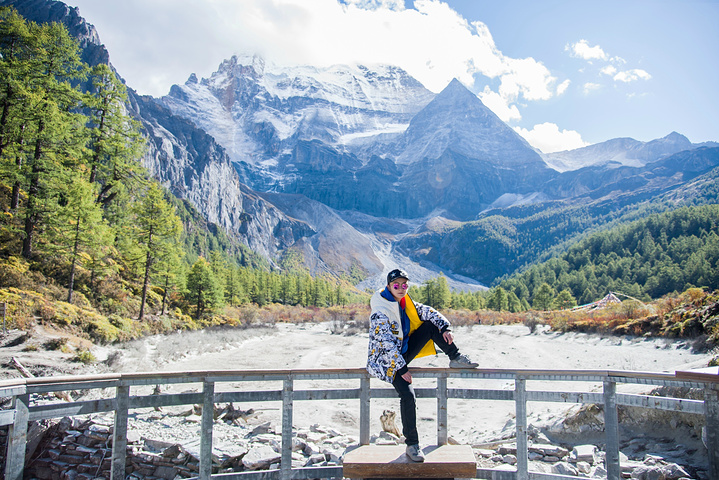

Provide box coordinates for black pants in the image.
[391,321,459,445]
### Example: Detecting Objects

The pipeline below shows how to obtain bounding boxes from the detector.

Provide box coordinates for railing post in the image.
[4,392,29,480]
[281,376,294,480]
[437,373,448,445]
[360,374,370,445]
[200,380,215,480]
[515,377,528,480]
[705,385,719,480]
[111,385,130,480]
[604,379,621,480]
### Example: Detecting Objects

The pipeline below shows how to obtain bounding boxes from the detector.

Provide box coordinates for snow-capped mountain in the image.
[391,78,542,167]
[542,132,716,172]
[13,0,719,287]
[160,55,435,167]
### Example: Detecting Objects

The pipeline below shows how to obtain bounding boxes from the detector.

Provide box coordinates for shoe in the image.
[449,353,479,368]
[405,444,425,462]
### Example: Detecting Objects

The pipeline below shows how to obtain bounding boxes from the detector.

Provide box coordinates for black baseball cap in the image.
[387,269,410,285]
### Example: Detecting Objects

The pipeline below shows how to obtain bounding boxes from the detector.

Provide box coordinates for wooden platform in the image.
[343,445,477,479]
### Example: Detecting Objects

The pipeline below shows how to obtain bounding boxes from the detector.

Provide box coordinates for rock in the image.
[576,461,591,474]
[530,443,569,458]
[570,444,597,464]
[250,422,273,435]
[498,443,517,455]
[552,462,579,476]
[630,465,667,480]
[502,454,517,465]
[662,463,689,479]
[242,445,281,470]
[475,448,494,458]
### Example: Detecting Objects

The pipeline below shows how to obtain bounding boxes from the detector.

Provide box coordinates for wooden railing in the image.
[1,367,718,480]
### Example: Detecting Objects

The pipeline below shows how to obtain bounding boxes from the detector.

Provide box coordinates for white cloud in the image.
[71,0,561,112]
[600,65,617,76]
[514,122,589,153]
[614,69,652,83]
[583,82,602,94]
[566,39,607,61]
[556,79,570,96]
[478,86,521,122]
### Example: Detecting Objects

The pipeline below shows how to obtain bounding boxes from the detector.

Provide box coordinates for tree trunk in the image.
[10,124,26,210]
[21,122,44,259]
[160,274,168,315]
[195,284,203,320]
[139,249,152,320]
[88,106,105,184]
[67,213,82,303]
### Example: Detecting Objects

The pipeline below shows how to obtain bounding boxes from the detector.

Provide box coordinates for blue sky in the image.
[67,0,718,152]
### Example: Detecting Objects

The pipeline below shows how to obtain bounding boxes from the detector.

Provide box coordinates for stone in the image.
[530,443,569,458]
[498,443,517,455]
[552,462,579,476]
[475,448,495,457]
[570,444,598,464]
[152,465,177,480]
[662,463,690,479]
[242,445,281,470]
[630,465,667,480]
[576,461,591,474]
[250,422,273,435]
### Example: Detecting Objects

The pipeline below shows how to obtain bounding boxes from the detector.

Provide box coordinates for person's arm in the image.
[414,302,451,332]
[369,311,407,380]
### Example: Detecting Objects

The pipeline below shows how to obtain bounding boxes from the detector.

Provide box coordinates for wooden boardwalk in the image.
[342,444,477,479]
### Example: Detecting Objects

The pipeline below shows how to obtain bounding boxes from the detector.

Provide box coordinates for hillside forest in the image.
[0,8,718,357]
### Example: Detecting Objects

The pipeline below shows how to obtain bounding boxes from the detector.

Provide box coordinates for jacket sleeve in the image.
[367,311,406,383]
[414,301,451,332]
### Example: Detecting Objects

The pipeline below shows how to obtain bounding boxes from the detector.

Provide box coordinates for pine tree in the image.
[85,63,145,206]
[12,19,87,259]
[46,177,113,303]
[186,257,222,319]
[132,183,182,320]
[555,289,577,310]
[532,283,555,311]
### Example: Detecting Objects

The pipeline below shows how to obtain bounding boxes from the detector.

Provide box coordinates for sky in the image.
[66,0,718,153]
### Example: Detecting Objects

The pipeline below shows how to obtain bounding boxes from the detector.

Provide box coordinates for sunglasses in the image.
[392,283,409,290]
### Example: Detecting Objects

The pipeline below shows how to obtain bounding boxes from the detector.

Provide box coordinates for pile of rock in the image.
[22,407,705,480]
[472,441,696,479]
[26,412,354,479]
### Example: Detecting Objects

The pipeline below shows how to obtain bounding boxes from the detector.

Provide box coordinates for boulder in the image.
[242,445,281,470]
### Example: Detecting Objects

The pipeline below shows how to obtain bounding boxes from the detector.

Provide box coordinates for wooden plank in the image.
[675,367,719,383]
[342,445,476,479]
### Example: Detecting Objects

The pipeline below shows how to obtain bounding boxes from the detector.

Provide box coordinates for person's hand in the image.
[401,371,413,384]
[443,331,454,345]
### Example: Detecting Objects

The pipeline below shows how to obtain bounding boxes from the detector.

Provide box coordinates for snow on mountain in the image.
[160,55,435,166]
[542,132,704,172]
[393,79,543,166]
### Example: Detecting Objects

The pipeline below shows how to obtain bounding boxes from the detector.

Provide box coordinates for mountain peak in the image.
[394,78,542,166]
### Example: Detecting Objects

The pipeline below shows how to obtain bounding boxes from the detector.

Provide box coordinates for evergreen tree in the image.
[186,257,222,319]
[487,287,508,311]
[3,17,88,259]
[46,177,113,303]
[132,183,182,320]
[532,282,555,311]
[555,288,577,310]
[436,274,452,309]
[85,63,145,206]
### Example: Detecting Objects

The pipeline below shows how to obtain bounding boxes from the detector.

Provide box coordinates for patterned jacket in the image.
[366,289,451,383]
